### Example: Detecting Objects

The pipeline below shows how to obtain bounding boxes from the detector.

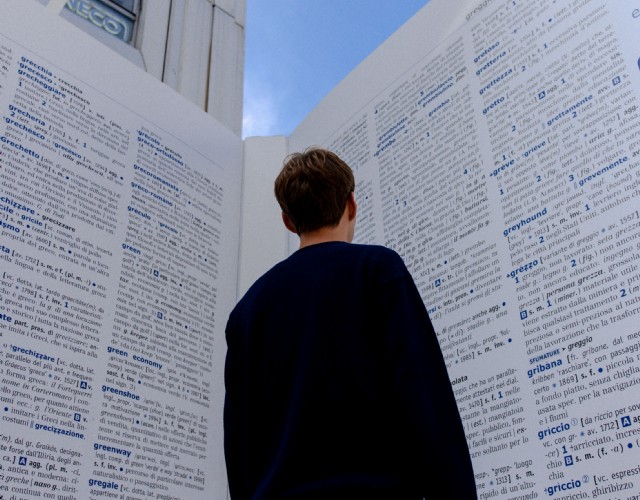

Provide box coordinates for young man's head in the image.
[274,147,355,235]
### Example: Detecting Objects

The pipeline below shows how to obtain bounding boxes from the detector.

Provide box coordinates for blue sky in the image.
[242,0,430,138]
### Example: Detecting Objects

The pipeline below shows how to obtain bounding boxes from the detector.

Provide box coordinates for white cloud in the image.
[242,85,280,139]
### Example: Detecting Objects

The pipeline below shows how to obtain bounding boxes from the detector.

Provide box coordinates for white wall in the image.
[238,136,290,297]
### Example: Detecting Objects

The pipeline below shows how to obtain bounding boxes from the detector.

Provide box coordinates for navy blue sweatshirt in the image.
[224,242,477,499]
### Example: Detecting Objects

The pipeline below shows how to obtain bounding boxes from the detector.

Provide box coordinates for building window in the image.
[64,0,139,43]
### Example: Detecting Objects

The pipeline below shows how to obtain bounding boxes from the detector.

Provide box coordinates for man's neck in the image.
[298,225,350,249]
[292,193,356,249]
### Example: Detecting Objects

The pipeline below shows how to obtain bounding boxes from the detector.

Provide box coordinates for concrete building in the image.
[40,0,245,136]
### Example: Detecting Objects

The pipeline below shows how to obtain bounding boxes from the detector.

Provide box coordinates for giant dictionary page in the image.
[286,0,640,497]
[0,1,242,498]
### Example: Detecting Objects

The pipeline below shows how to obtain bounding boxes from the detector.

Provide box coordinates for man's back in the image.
[224,241,477,499]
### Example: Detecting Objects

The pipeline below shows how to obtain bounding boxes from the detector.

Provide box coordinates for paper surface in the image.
[0,1,242,498]
[290,0,640,496]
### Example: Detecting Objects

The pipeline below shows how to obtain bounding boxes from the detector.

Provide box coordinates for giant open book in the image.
[1,0,640,498]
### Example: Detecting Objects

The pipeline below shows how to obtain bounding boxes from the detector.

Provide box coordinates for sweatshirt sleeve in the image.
[377,260,478,498]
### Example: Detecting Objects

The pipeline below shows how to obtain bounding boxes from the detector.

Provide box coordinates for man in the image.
[224,147,477,499]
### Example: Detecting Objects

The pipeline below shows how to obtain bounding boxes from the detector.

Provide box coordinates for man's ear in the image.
[347,192,357,221]
[281,212,298,234]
